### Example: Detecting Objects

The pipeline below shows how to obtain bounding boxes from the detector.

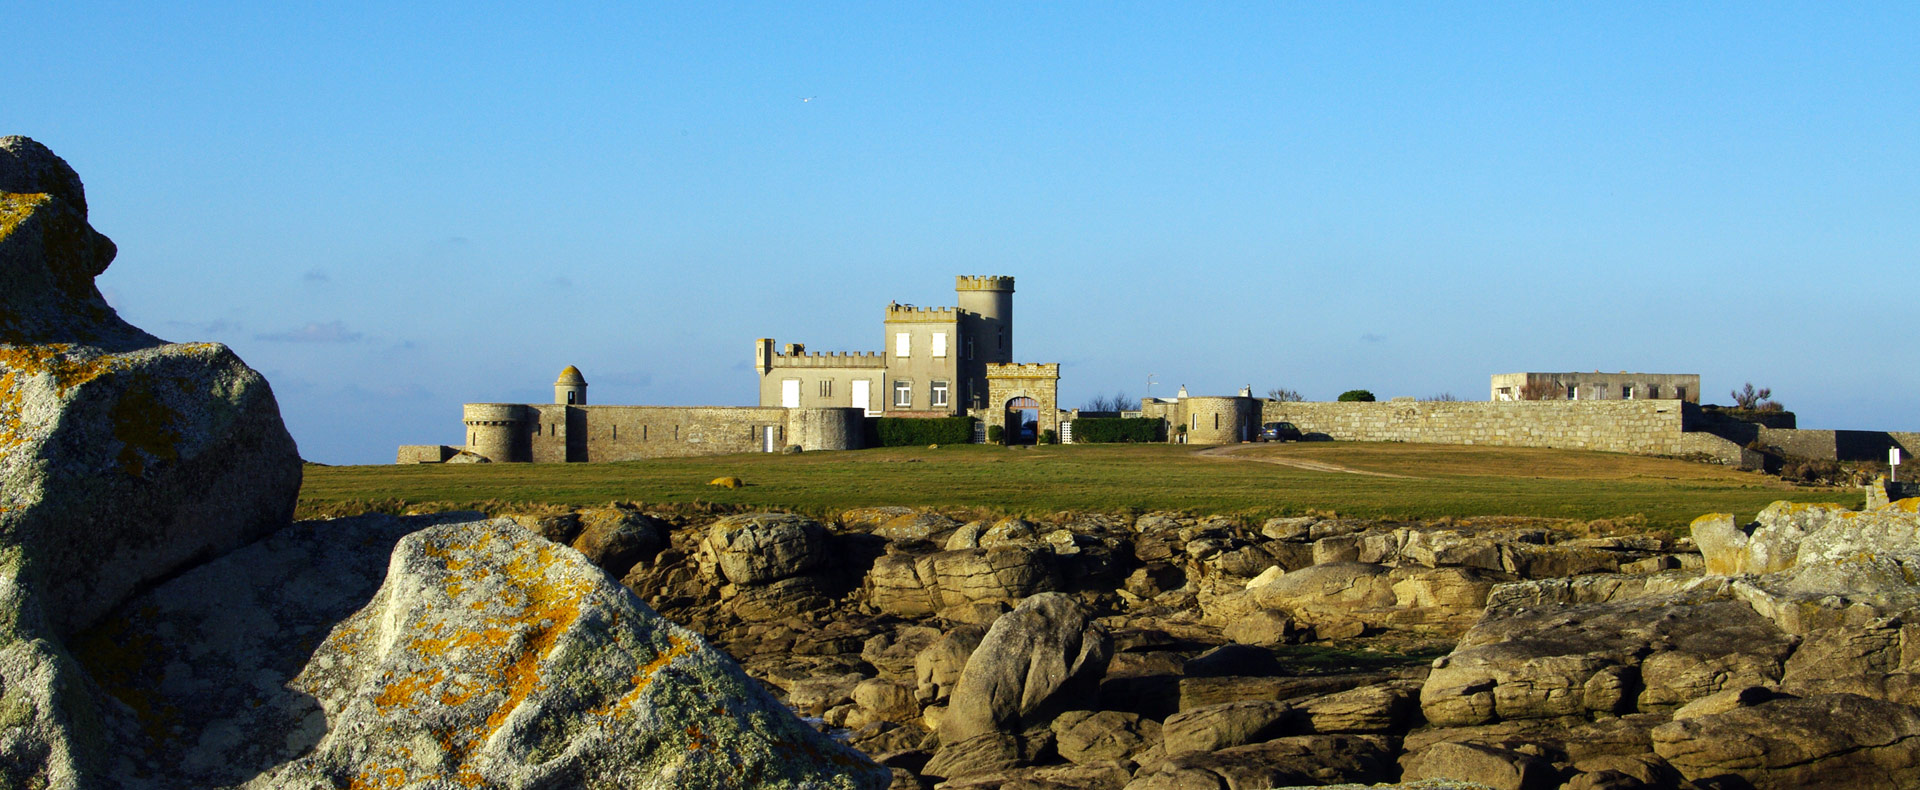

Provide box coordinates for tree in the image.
[1337,389,1376,402]
[1731,382,1782,411]
[1421,393,1459,402]
[1080,391,1133,413]
[1267,388,1305,402]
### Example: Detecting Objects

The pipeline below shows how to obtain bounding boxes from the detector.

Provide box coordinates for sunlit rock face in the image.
[79,515,889,789]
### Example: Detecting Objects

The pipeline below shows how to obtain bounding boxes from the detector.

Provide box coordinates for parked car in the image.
[1258,421,1302,442]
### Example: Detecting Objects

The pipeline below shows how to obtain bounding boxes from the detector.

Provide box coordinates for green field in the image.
[299,442,1855,531]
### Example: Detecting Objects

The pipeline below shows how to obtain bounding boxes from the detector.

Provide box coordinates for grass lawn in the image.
[298,442,1855,532]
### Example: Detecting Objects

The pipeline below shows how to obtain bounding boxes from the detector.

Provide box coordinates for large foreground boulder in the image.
[76,515,889,789]
[0,135,302,789]
[0,134,301,639]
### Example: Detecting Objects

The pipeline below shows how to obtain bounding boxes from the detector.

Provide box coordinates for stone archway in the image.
[985,363,1060,444]
[1005,396,1041,444]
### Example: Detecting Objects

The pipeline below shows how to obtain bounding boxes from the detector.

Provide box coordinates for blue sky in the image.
[13,3,1917,464]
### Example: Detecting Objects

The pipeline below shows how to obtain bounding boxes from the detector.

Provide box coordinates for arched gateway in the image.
[985,364,1060,444]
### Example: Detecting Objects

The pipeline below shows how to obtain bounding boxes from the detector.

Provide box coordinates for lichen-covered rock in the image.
[0,135,301,640]
[76,514,888,789]
[0,135,301,790]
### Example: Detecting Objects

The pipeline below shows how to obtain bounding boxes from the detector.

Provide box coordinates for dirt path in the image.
[1193,445,1421,479]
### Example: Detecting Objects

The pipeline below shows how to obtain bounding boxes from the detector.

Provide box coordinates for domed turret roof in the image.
[556,365,587,386]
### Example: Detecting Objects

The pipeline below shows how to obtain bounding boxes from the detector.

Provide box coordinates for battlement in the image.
[956,275,1015,292]
[986,362,1058,378]
[768,350,887,368]
[885,303,959,322]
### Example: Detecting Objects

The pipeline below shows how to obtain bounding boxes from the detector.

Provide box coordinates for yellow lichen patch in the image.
[0,344,138,453]
[0,193,50,243]
[373,668,446,709]
[1892,498,1920,514]
[591,633,693,718]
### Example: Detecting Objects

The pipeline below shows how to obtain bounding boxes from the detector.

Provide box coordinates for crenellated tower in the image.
[955,275,1014,409]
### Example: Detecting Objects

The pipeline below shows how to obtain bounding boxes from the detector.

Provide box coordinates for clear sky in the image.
[13,3,1917,464]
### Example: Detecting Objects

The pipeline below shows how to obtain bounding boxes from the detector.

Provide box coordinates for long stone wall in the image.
[1256,400,1720,457]
[460,404,864,462]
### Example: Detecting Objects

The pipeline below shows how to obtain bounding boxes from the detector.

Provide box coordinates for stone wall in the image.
[396,445,458,464]
[1755,428,1920,463]
[1257,400,1711,457]
[462,404,864,462]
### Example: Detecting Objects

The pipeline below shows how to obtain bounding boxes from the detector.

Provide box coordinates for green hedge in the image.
[1071,417,1166,443]
[870,416,977,447]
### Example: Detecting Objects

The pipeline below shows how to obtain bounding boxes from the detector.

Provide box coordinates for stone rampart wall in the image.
[1758,428,1920,463]
[1257,400,1700,456]
[515,405,863,462]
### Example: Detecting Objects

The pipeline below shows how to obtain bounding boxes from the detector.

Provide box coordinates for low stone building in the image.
[1490,372,1699,402]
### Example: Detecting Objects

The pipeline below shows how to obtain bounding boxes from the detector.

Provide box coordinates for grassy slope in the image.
[299,442,1852,531]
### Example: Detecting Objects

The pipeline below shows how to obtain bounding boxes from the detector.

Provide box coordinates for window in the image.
[819,379,832,398]
[1675,386,1687,401]
[997,328,1005,350]
[1593,385,1609,400]
[566,391,577,404]
[781,379,800,408]
[895,332,911,357]
[932,332,948,357]
[1622,385,1635,400]
[893,380,913,407]
[1647,385,1660,398]
[967,337,975,360]
[1567,385,1578,400]
[932,380,949,407]
[1497,386,1513,401]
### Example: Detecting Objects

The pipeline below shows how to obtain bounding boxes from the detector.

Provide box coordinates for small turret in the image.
[555,365,587,405]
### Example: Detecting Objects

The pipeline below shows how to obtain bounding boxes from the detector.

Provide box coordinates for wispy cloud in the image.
[255,320,364,343]
[302,268,330,284]
[167,318,241,335]
[1360,333,1386,343]
[547,276,573,288]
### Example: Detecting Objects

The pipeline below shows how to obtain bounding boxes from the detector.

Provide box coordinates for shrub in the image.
[1040,429,1058,445]
[1337,390,1377,402]
[1072,417,1166,443]
[1782,458,1844,484]
[1518,381,1561,400]
[986,424,1004,444]
[872,416,976,447]
[1731,382,1784,412]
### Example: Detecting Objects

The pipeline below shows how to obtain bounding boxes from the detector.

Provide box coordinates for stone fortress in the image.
[402,275,1915,468]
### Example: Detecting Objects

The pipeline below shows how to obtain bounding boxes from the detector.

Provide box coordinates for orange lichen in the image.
[0,344,138,454]
[356,533,597,786]
[373,669,446,709]
[591,633,693,717]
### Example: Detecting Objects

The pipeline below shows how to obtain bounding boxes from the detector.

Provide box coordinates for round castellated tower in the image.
[956,275,1014,364]
[463,403,528,462]
[555,365,587,405]
[1183,396,1256,444]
